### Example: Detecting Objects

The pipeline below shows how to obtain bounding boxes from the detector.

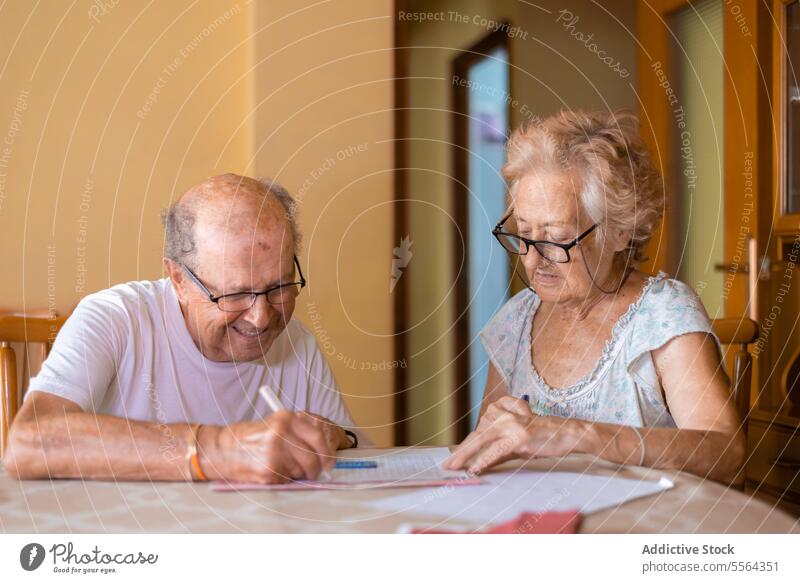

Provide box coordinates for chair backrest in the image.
[711,318,759,440]
[0,314,66,456]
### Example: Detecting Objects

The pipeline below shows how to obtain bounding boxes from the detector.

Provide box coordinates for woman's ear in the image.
[611,228,633,254]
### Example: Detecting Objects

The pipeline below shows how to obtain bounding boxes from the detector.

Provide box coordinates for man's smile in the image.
[230,325,270,339]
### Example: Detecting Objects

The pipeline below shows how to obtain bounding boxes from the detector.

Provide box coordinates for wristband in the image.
[188,423,208,482]
[344,429,358,448]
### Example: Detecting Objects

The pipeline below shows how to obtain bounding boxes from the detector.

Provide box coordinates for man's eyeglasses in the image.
[181,256,306,312]
[492,215,598,264]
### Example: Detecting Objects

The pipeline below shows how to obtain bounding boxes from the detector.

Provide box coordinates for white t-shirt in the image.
[27,278,359,436]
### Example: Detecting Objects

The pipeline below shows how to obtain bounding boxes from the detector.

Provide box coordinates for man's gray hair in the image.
[161,176,301,270]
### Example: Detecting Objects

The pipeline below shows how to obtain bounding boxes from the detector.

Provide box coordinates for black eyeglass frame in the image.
[491,215,599,263]
[181,256,306,312]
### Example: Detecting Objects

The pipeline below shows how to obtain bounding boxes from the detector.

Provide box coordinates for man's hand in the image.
[200,411,337,484]
[298,412,351,451]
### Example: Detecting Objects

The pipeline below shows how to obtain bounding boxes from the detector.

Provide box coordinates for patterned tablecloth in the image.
[1,451,798,533]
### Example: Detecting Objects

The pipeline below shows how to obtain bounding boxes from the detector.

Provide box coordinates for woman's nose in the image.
[522,248,543,271]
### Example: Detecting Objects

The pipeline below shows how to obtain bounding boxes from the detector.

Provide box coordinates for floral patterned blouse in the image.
[479,272,718,428]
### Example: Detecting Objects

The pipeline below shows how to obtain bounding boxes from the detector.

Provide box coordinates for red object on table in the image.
[411,510,582,534]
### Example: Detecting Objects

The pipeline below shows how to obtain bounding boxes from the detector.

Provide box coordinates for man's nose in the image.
[240,294,276,328]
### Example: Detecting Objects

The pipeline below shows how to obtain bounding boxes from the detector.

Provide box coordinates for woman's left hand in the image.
[444,396,578,474]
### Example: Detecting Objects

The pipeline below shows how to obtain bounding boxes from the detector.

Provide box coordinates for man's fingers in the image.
[292,416,336,472]
[286,459,307,481]
[296,413,339,461]
[281,431,324,480]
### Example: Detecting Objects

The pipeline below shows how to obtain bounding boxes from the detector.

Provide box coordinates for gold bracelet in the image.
[187,423,208,482]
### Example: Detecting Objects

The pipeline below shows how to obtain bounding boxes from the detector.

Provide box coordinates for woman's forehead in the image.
[514,183,583,226]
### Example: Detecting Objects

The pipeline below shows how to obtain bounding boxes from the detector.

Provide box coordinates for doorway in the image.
[452,29,512,438]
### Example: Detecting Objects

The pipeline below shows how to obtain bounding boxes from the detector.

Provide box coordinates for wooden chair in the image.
[711,318,759,440]
[0,314,67,457]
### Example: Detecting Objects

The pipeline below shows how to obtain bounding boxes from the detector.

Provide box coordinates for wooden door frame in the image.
[637,0,773,320]
[450,27,512,442]
[393,0,410,446]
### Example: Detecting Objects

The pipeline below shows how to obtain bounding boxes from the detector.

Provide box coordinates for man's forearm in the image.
[5,411,197,481]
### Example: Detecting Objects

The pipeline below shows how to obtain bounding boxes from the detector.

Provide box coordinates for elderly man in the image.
[4,174,361,483]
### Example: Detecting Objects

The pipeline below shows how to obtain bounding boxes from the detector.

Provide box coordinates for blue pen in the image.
[335,460,378,469]
[522,394,530,403]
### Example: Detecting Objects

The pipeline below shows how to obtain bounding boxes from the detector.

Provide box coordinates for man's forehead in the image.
[198,246,296,292]
[197,226,293,262]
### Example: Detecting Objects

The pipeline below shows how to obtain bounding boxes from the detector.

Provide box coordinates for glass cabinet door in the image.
[757,1,800,419]
[784,1,800,215]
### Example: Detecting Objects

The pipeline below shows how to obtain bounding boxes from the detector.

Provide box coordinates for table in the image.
[1,450,798,533]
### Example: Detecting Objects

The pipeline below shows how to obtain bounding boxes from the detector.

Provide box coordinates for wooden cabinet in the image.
[741,1,800,517]
[746,412,800,515]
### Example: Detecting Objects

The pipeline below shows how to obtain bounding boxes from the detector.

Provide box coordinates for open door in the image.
[451,29,512,439]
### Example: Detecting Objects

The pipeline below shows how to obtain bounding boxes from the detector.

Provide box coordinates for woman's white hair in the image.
[503,109,663,266]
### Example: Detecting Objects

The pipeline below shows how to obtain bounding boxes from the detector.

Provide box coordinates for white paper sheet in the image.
[211,447,477,491]
[368,468,673,523]
[330,447,470,483]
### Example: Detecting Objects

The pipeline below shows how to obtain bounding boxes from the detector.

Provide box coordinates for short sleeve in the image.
[297,323,373,448]
[478,289,538,388]
[26,291,127,411]
[625,277,719,392]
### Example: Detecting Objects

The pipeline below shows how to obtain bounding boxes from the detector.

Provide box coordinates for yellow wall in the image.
[0,0,395,446]
[252,1,396,446]
[0,0,638,447]
[403,0,639,444]
[0,0,253,313]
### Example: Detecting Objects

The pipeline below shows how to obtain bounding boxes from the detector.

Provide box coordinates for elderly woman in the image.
[445,109,744,484]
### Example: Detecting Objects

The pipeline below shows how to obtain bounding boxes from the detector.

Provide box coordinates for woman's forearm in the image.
[570,420,746,485]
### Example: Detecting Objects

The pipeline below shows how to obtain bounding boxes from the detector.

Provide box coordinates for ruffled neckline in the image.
[524,271,667,401]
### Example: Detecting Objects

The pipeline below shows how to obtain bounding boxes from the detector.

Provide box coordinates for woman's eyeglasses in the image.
[492,215,598,264]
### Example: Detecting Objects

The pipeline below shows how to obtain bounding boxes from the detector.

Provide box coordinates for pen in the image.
[258,385,332,482]
[334,460,378,469]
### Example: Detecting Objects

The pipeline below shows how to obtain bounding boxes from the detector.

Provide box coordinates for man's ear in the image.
[163,258,187,300]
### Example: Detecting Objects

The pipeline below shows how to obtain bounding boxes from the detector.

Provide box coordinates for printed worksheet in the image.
[211,447,480,491]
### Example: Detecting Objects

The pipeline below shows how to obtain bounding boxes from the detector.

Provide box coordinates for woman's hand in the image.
[444,396,579,474]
